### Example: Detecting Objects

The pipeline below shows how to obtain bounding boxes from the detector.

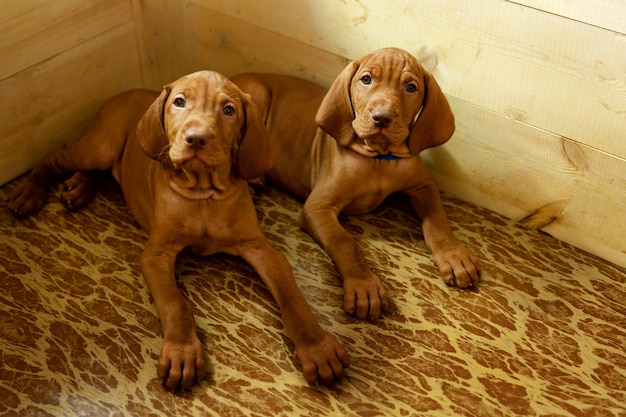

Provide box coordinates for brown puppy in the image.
[7,71,349,389]
[232,48,480,321]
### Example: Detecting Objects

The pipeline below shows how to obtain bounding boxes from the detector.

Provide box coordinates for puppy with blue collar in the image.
[232,48,481,321]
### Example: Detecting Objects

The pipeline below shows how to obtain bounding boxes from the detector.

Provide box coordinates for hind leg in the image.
[6,147,73,216]
[7,139,118,216]
[8,170,97,215]
[6,95,132,216]
[7,90,157,217]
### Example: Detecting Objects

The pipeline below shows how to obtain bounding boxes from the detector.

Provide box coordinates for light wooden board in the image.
[131,0,194,90]
[0,0,133,81]
[189,6,350,83]
[130,2,349,92]
[423,97,626,268]
[194,0,626,159]
[508,0,626,33]
[0,23,142,185]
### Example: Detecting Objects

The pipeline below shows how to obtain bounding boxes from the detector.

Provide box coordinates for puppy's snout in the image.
[371,109,392,128]
[183,129,211,149]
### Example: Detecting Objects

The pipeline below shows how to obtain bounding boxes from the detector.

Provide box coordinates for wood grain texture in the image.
[509,0,626,33]
[190,6,350,83]
[0,0,133,81]
[131,0,194,89]
[423,97,626,268]
[0,23,142,185]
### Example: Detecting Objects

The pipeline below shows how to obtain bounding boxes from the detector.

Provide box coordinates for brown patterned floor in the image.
[1,174,625,417]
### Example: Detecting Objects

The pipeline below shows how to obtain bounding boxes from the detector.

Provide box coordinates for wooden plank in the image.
[423,96,626,268]
[189,5,349,84]
[194,0,626,159]
[0,0,133,80]
[130,0,194,89]
[508,0,626,34]
[0,23,143,185]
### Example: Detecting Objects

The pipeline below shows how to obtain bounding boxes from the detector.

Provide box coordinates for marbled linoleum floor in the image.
[0,175,625,417]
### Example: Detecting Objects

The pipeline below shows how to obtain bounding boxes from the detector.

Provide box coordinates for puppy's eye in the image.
[406,83,418,93]
[360,74,372,85]
[173,97,186,108]
[223,105,235,116]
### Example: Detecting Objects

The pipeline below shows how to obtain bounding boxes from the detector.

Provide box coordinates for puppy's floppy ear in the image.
[315,60,359,146]
[236,91,273,180]
[136,86,171,160]
[408,70,455,155]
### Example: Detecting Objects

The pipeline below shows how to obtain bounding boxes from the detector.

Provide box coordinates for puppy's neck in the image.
[167,161,240,200]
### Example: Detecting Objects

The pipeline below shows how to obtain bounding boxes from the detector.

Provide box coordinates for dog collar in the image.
[374,154,402,160]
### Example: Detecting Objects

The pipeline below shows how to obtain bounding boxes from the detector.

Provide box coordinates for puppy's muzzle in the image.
[183,128,212,150]
[368,98,399,129]
[371,108,392,128]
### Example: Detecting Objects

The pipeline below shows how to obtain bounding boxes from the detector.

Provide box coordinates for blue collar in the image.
[374,154,402,160]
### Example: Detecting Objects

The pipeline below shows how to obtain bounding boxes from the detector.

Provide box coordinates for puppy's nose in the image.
[184,132,208,149]
[371,109,392,127]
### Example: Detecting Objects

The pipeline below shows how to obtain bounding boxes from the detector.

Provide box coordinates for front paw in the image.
[295,332,350,386]
[433,241,481,288]
[157,337,206,390]
[6,179,47,217]
[343,273,389,320]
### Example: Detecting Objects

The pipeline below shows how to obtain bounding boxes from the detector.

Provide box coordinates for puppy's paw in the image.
[60,171,97,211]
[433,241,481,288]
[157,337,206,391]
[6,179,48,217]
[295,332,350,386]
[343,273,389,321]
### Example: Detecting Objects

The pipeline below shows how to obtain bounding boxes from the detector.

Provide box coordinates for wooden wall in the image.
[0,0,143,184]
[2,0,625,268]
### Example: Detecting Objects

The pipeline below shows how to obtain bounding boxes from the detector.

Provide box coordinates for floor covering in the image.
[1,176,625,416]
